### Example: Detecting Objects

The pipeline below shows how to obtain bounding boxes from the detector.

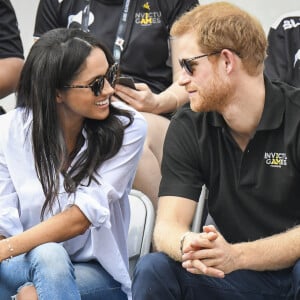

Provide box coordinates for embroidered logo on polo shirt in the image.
[264,152,287,168]
[135,2,162,26]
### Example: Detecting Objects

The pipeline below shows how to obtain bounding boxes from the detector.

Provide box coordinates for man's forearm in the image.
[234,225,300,271]
[153,220,191,262]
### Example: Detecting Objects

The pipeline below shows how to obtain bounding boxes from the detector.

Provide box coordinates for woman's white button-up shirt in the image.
[0,101,147,299]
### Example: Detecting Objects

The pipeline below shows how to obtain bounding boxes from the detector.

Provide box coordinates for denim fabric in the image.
[0,242,127,300]
[132,252,297,300]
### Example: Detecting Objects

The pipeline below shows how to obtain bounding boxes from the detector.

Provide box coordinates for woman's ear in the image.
[56,90,63,103]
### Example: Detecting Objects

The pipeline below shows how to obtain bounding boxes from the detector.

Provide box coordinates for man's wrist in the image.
[232,243,245,270]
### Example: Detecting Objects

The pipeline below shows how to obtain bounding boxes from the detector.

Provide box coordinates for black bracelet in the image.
[180,231,191,255]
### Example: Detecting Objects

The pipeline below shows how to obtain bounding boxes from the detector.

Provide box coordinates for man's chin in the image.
[190,102,208,113]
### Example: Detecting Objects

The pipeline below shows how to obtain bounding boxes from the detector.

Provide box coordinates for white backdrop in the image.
[1,0,299,111]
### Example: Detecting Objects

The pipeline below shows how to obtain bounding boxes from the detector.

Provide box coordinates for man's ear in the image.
[221,49,237,74]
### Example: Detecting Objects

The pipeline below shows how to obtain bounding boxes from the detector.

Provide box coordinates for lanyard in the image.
[113,0,131,63]
[80,0,132,63]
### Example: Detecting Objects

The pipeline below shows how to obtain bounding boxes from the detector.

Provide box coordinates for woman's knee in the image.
[29,242,69,263]
[28,243,74,279]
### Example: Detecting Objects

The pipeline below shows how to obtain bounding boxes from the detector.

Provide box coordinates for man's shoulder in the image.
[172,103,199,122]
[169,103,219,138]
[269,80,300,116]
[273,80,300,99]
[283,84,300,108]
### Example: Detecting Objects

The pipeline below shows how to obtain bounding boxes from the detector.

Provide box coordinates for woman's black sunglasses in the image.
[64,63,119,96]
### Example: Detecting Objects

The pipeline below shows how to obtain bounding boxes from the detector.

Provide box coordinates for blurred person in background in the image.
[265,10,300,87]
[0,0,24,113]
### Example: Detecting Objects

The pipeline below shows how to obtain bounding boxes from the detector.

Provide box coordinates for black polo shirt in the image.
[159,77,300,243]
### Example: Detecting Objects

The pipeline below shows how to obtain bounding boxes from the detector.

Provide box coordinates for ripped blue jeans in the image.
[0,242,127,300]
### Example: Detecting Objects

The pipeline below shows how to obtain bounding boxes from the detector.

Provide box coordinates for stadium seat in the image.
[128,189,155,277]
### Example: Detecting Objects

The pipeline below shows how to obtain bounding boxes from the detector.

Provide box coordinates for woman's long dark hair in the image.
[16,28,133,219]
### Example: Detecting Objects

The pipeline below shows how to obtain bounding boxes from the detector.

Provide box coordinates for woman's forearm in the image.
[0,205,90,262]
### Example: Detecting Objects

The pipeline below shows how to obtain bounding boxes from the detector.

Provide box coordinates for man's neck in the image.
[222,74,265,151]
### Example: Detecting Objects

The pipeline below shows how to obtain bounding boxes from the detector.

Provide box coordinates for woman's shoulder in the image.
[0,108,20,126]
[0,108,30,140]
[112,101,147,135]
[112,101,146,122]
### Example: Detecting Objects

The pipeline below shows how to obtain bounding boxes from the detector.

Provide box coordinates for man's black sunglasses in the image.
[64,63,119,96]
[179,52,221,75]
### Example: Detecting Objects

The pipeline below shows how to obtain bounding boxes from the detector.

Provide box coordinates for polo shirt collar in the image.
[208,75,285,131]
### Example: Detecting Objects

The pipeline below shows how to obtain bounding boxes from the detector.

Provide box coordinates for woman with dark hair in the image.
[0,28,146,300]
[34,0,198,208]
